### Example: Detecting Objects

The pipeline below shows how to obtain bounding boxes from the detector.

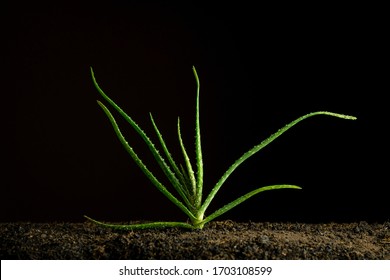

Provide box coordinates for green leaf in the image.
[84,215,194,230]
[192,66,203,208]
[177,117,197,195]
[199,111,356,216]
[200,185,301,226]
[149,113,193,209]
[96,100,195,221]
[91,68,185,200]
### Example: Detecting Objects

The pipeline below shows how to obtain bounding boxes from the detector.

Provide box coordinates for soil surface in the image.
[1,221,389,259]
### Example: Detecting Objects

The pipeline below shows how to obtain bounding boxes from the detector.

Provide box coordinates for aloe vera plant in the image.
[85,66,356,230]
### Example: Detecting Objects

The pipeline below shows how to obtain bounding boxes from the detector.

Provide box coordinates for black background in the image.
[2,1,387,223]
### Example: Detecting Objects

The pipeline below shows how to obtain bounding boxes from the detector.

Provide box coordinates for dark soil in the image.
[1,221,389,260]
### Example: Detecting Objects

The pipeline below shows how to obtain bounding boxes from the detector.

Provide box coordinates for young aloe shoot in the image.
[85,66,356,230]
